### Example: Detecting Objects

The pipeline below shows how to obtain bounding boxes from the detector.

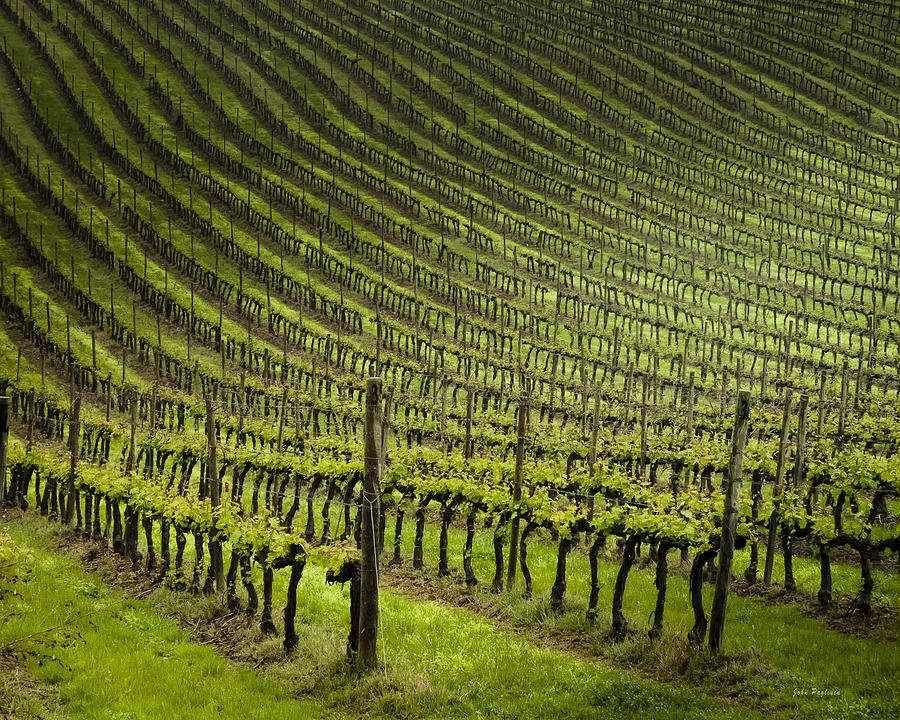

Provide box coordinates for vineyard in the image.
[0,0,899,717]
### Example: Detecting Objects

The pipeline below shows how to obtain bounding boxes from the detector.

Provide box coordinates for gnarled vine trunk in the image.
[549,535,572,611]
[260,561,276,635]
[174,526,187,585]
[491,523,506,593]
[159,519,170,578]
[111,501,124,555]
[611,538,637,638]
[240,554,258,616]
[649,543,671,641]
[91,493,102,539]
[346,561,360,661]
[124,505,140,570]
[689,547,718,644]
[586,534,605,623]
[390,508,404,566]
[744,469,763,584]
[817,544,832,605]
[413,496,432,569]
[519,523,536,598]
[858,548,873,616]
[463,511,477,587]
[83,493,93,540]
[142,516,156,572]
[438,504,453,577]
[782,531,795,592]
[283,557,306,652]
[226,550,241,612]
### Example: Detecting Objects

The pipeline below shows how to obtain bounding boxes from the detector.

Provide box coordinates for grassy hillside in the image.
[1,0,899,429]
[1,0,899,716]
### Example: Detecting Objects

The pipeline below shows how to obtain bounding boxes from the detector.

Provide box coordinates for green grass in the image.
[2,0,900,715]
[138,457,898,717]
[0,514,339,720]
[0,510,847,720]
[382,502,900,719]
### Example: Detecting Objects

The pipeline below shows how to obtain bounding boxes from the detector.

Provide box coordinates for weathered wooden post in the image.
[358,377,383,669]
[378,388,393,557]
[276,385,288,452]
[708,390,750,652]
[793,395,809,490]
[816,370,826,436]
[639,376,649,481]
[764,388,793,585]
[588,389,601,520]
[121,390,138,561]
[64,392,81,525]
[464,388,474,460]
[506,389,528,590]
[837,360,849,444]
[206,398,225,592]
[782,394,809,592]
[686,372,695,441]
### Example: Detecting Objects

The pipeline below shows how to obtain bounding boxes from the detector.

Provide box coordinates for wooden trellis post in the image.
[764,389,793,585]
[358,377,383,669]
[507,389,528,590]
[709,390,750,652]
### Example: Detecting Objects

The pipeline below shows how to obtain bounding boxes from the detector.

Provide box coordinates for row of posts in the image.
[0,378,754,665]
